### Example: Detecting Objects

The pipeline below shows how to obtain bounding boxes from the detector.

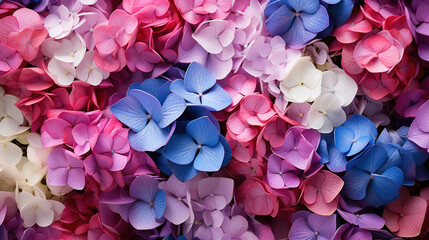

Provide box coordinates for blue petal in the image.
[155,153,172,176]
[185,106,220,132]
[343,115,377,142]
[219,135,232,168]
[158,93,186,128]
[170,79,201,104]
[153,190,166,219]
[168,160,199,182]
[186,116,220,146]
[328,0,354,27]
[282,17,317,48]
[377,129,392,144]
[184,62,216,94]
[317,137,329,164]
[342,168,371,200]
[356,144,387,173]
[129,120,172,152]
[326,145,347,172]
[201,84,233,111]
[371,167,403,201]
[348,135,372,157]
[265,4,295,36]
[127,78,166,97]
[284,0,320,14]
[334,126,354,153]
[193,143,224,172]
[163,134,198,165]
[157,81,173,104]
[300,5,329,33]
[111,96,148,132]
[129,89,163,123]
[322,0,341,3]
[265,0,284,18]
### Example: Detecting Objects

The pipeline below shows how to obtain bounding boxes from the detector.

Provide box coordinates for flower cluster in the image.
[0,0,429,239]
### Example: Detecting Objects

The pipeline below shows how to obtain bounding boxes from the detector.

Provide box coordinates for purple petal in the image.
[129,175,158,202]
[129,201,163,230]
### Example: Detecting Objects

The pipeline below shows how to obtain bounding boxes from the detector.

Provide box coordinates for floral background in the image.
[0,0,429,239]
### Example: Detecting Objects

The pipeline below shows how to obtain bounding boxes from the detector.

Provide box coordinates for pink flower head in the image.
[383,14,413,48]
[123,0,171,27]
[226,111,258,142]
[359,72,398,101]
[92,130,130,171]
[272,127,321,171]
[301,170,344,216]
[365,0,402,20]
[125,42,163,73]
[237,178,279,217]
[0,8,47,61]
[47,148,85,190]
[256,116,288,158]
[0,68,53,99]
[267,154,300,189]
[331,8,373,45]
[174,0,235,25]
[238,94,276,127]
[227,157,265,179]
[44,4,80,39]
[72,123,99,156]
[383,188,428,238]
[83,154,119,191]
[196,177,234,211]
[353,30,404,73]
[226,133,254,162]
[223,74,257,112]
[0,42,22,77]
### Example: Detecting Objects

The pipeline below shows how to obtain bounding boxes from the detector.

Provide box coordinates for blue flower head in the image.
[264,0,330,48]
[111,78,186,152]
[342,144,404,207]
[334,114,377,157]
[170,62,232,111]
[163,116,231,181]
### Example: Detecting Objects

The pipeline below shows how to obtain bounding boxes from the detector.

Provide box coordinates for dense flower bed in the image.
[0,0,429,239]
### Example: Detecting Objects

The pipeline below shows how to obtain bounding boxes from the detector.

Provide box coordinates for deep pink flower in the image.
[227,157,265,179]
[223,74,257,112]
[256,116,288,158]
[332,8,373,44]
[72,123,99,156]
[0,8,47,61]
[353,30,404,73]
[237,178,280,217]
[238,94,276,127]
[173,0,235,25]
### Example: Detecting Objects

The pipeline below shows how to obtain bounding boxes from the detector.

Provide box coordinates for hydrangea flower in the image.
[288,211,337,240]
[163,116,231,181]
[170,62,232,111]
[46,148,85,190]
[118,175,166,230]
[264,0,330,48]
[111,78,186,152]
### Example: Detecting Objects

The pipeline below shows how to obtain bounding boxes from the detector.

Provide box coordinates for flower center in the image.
[178,197,182,201]
[215,35,219,39]
[210,193,214,197]
[147,114,152,119]
[300,82,304,86]
[295,12,300,17]
[400,213,404,217]
[89,28,94,32]
[352,139,356,143]
[67,166,71,170]
[299,113,303,117]
[198,145,202,149]
[279,172,283,175]
[149,202,154,206]
[89,66,93,71]
[314,232,319,236]
[198,92,203,97]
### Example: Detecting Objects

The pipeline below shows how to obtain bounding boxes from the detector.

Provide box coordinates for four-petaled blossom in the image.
[408,100,429,152]
[280,57,322,103]
[301,170,344,215]
[111,78,186,152]
[0,90,26,137]
[264,0,329,48]
[383,188,427,238]
[163,116,231,181]
[170,62,232,111]
[288,211,336,240]
[46,148,85,190]
[118,175,166,230]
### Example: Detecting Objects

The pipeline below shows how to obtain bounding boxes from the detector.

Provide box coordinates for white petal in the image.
[0,142,22,166]
[0,117,19,137]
